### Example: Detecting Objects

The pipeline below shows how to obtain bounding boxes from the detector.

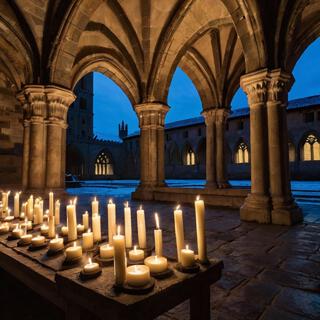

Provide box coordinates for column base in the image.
[205,181,217,190]
[240,193,271,224]
[131,181,166,201]
[217,181,231,189]
[271,197,303,225]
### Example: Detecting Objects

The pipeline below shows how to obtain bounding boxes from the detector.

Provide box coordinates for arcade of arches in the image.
[1,0,320,226]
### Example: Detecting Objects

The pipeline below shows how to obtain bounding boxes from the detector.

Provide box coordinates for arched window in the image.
[185,147,196,166]
[95,152,113,175]
[235,142,249,164]
[302,134,320,161]
[288,142,295,162]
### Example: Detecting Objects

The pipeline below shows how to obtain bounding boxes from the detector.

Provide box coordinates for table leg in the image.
[190,285,211,320]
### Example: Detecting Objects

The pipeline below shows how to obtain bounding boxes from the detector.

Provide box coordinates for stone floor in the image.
[2,183,320,319]
[69,190,320,320]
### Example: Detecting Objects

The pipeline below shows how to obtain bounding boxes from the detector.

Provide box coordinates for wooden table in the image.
[0,232,223,320]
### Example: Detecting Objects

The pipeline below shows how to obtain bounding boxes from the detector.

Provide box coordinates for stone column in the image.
[215,108,230,188]
[17,85,75,193]
[267,69,302,225]
[45,87,75,191]
[240,69,271,223]
[202,108,217,189]
[134,103,169,198]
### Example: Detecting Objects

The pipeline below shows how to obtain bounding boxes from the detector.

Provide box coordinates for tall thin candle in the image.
[174,205,185,262]
[194,196,207,263]
[124,201,132,248]
[137,205,146,249]
[154,213,163,257]
[108,199,116,244]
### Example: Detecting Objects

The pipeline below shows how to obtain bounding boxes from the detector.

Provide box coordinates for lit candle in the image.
[49,235,64,251]
[128,245,144,261]
[14,192,21,218]
[31,235,45,247]
[181,245,195,267]
[194,196,207,263]
[107,199,116,244]
[113,226,126,286]
[33,204,40,225]
[92,213,101,242]
[0,223,9,234]
[124,201,132,248]
[54,200,60,225]
[67,199,77,242]
[83,257,100,274]
[49,192,54,217]
[174,205,185,262]
[27,195,33,221]
[126,265,150,287]
[65,242,82,261]
[137,205,146,249]
[144,255,168,273]
[21,202,27,218]
[40,224,49,236]
[2,191,10,215]
[39,199,44,223]
[77,224,85,234]
[21,218,32,231]
[4,209,14,222]
[12,225,23,238]
[92,197,99,215]
[100,243,114,259]
[82,228,94,250]
[154,213,162,257]
[61,225,68,236]
[20,234,32,245]
[82,211,89,231]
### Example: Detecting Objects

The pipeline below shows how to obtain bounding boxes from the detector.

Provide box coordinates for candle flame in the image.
[69,200,72,205]
[196,195,200,201]
[134,245,137,251]
[55,234,58,239]
[155,255,158,262]
[109,198,113,204]
[88,228,91,233]
[88,257,92,264]
[186,244,189,250]
[94,197,96,201]
[117,225,121,235]
[155,213,160,229]
[25,218,28,224]
[176,205,180,210]
[73,197,77,205]
[45,209,49,214]
[139,205,142,210]
[73,242,76,247]
[124,201,129,208]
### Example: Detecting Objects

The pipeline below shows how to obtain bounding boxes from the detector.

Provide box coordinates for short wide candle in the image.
[82,229,94,250]
[83,258,100,274]
[181,245,195,267]
[126,265,150,287]
[49,236,64,251]
[65,242,82,261]
[31,235,45,247]
[128,245,144,261]
[100,243,114,259]
[144,255,168,273]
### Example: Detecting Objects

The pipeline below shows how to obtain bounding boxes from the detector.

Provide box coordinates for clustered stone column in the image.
[17,85,75,193]
[240,69,302,225]
[202,108,230,189]
[133,103,169,199]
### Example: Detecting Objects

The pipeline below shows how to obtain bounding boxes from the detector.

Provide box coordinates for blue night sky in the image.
[93,38,320,141]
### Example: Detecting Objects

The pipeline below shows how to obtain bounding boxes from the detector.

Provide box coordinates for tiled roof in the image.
[124,95,320,139]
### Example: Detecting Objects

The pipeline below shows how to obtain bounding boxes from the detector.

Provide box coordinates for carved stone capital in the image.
[201,108,217,126]
[134,102,169,129]
[215,108,230,123]
[267,69,293,104]
[240,69,269,106]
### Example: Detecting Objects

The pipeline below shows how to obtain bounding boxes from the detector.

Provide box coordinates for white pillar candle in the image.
[27,195,33,221]
[2,191,10,215]
[31,235,45,246]
[82,228,94,250]
[77,224,85,233]
[54,200,60,225]
[126,265,150,287]
[0,223,9,234]
[49,235,64,251]
[108,199,116,244]
[181,245,195,267]
[194,196,207,263]
[40,224,49,236]
[20,234,32,245]
[61,226,68,236]
[67,199,77,242]
[82,211,89,231]
[21,202,27,218]
[49,192,54,217]
[83,257,99,274]
[4,210,14,222]
[39,199,44,224]
[128,245,144,261]
[100,243,114,259]
[137,206,147,249]
[65,242,82,260]
[174,205,185,262]
[124,201,132,248]
[14,192,20,218]
[12,226,23,238]
[154,213,163,257]
[48,214,55,238]
[144,255,168,273]
[92,197,99,215]
[113,226,126,286]
[33,204,40,225]
[92,213,101,242]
